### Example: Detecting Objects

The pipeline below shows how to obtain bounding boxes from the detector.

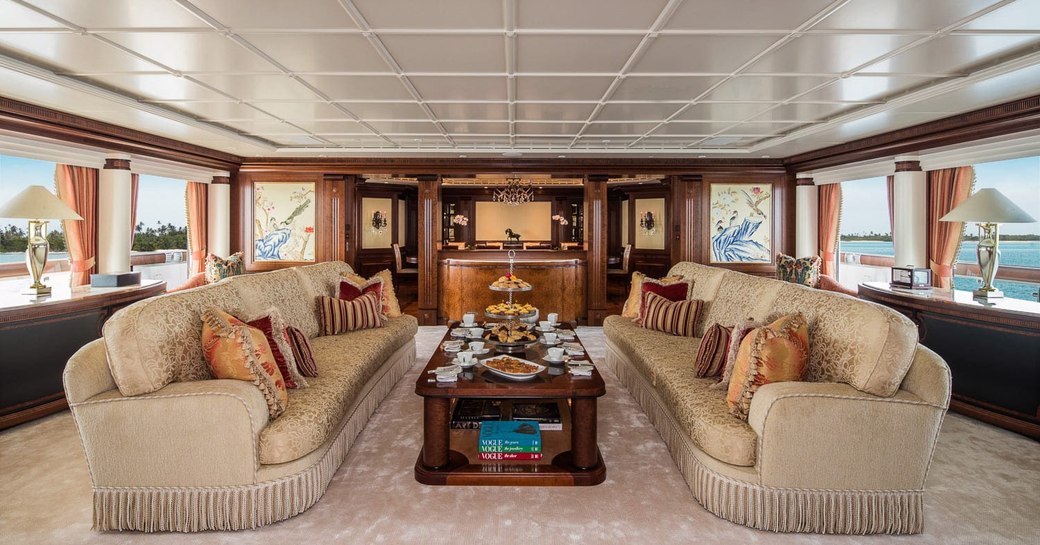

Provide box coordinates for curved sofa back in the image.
[668,262,918,398]
[102,261,355,397]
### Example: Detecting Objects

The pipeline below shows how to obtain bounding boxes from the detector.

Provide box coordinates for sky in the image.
[0,154,187,231]
[840,155,1040,236]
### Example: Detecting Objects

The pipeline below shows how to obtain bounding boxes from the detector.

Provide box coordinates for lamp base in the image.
[23,284,52,296]
[973,287,1003,300]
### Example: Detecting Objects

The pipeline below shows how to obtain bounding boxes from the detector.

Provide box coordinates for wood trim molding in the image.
[103,158,130,170]
[240,157,786,175]
[785,94,1040,173]
[0,96,241,171]
[894,160,922,172]
[210,176,230,185]
[795,177,815,186]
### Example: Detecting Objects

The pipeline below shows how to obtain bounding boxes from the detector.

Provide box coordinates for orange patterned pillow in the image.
[621,272,685,319]
[202,308,288,419]
[726,314,809,421]
[342,270,401,318]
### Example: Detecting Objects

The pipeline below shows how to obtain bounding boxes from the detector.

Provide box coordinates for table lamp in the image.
[0,185,83,295]
[940,188,1036,299]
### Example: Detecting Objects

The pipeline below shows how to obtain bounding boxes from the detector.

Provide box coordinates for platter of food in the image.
[488,273,533,292]
[484,301,537,320]
[480,356,546,380]
[481,322,538,352]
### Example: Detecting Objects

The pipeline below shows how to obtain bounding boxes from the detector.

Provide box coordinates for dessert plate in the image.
[481,356,546,381]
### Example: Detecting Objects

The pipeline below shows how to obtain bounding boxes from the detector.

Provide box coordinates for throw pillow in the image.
[710,318,762,390]
[318,293,384,336]
[247,307,308,389]
[201,308,288,419]
[694,323,732,377]
[341,270,401,318]
[204,252,244,283]
[286,326,318,377]
[726,313,809,420]
[339,275,384,303]
[636,276,693,325]
[775,253,821,288]
[621,272,684,319]
[640,292,703,337]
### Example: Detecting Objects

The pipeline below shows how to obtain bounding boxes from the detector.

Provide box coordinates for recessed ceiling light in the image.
[459,154,467,158]
[761,155,770,158]
[558,155,566,158]
[698,155,706,158]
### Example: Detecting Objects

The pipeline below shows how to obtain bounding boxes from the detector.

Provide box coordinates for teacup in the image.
[547,312,559,325]
[461,312,477,326]
[457,351,475,365]
[547,347,565,361]
[538,320,552,331]
[469,327,484,338]
[468,341,485,353]
[543,332,558,344]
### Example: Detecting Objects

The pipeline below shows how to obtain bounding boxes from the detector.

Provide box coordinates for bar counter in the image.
[438,249,587,322]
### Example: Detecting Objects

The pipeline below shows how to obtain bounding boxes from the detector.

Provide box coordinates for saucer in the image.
[459,322,479,329]
[556,333,576,341]
[443,344,463,353]
[568,364,593,376]
[450,329,469,338]
[453,358,479,369]
[538,339,561,346]
[535,326,556,333]
[466,348,491,356]
[542,355,569,364]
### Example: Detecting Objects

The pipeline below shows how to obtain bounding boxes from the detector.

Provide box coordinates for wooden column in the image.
[585,175,609,325]
[321,174,348,263]
[669,174,700,266]
[417,175,441,325]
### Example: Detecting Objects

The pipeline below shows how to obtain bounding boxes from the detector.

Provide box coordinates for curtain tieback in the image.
[70,257,95,273]
[822,251,836,260]
[930,260,953,277]
[191,250,208,261]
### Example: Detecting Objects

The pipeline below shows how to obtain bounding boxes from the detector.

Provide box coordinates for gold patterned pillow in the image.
[726,313,809,420]
[202,308,288,419]
[711,318,762,390]
[621,272,685,319]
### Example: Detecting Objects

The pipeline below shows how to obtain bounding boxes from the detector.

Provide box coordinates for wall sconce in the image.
[370,210,388,234]
[639,211,656,235]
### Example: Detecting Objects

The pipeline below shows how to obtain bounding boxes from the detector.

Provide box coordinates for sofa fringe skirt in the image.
[604,340,924,535]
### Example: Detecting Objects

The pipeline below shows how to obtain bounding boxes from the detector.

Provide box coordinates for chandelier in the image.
[492,178,534,207]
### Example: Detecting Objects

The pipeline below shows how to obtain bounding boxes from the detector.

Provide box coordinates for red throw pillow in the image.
[636,277,692,324]
[247,309,307,389]
[694,323,732,377]
[339,275,384,302]
[286,326,318,377]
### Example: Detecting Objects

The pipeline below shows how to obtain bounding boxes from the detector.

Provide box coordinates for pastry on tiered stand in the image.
[485,302,537,318]
[489,273,532,291]
[483,322,538,344]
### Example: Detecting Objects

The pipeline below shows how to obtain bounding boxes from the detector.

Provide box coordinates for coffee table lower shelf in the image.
[414,449,606,486]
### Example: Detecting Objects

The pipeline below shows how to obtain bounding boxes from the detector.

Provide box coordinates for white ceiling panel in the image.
[429,102,509,120]
[799,111,946,141]
[0,33,156,73]
[85,73,231,101]
[634,36,780,73]
[515,103,597,121]
[514,122,583,136]
[298,75,413,100]
[25,0,209,28]
[380,35,505,72]
[102,32,276,72]
[409,76,506,101]
[575,136,637,147]
[246,101,351,120]
[168,101,277,120]
[517,35,641,73]
[353,0,503,29]
[193,74,317,100]
[704,76,834,102]
[366,121,442,134]
[241,34,388,72]
[866,35,1040,75]
[746,34,920,74]
[266,134,329,146]
[514,136,574,145]
[887,62,1040,114]
[518,0,669,29]
[343,101,431,119]
[794,76,933,102]
[611,76,726,101]
[441,122,509,135]
[0,0,65,28]
[188,0,358,29]
[595,103,682,121]
[650,122,737,136]
[584,123,660,135]
[814,0,1003,30]
[749,102,856,122]
[665,0,835,30]
[515,76,613,101]
[291,120,372,134]
[718,122,800,136]
[962,0,1040,30]
[676,102,776,121]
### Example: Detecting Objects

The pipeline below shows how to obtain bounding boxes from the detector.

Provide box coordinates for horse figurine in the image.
[505,228,521,243]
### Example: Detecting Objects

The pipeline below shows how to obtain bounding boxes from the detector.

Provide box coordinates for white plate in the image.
[481,357,547,381]
[557,333,576,341]
[568,364,594,376]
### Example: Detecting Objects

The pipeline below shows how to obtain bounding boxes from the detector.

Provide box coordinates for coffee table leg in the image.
[422,397,451,468]
[571,397,598,469]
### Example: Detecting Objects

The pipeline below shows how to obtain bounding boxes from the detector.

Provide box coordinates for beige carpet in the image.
[1,326,1038,544]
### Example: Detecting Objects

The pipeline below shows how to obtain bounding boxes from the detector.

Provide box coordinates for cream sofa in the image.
[604,262,950,534]
[63,261,418,532]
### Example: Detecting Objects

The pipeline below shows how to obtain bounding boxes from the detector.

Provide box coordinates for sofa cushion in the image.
[654,362,759,467]
[769,283,917,397]
[699,272,782,332]
[605,315,698,387]
[231,269,320,339]
[667,262,729,336]
[103,280,250,396]
[294,261,357,299]
[258,315,418,464]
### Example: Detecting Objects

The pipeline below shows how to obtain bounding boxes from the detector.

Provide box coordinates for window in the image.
[132,174,187,252]
[956,156,1040,302]
[837,176,892,288]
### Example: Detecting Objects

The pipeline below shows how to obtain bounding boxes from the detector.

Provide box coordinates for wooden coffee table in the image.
[414,323,607,486]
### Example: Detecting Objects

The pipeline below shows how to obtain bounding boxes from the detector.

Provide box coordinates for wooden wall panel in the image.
[417,177,441,325]
[584,177,609,325]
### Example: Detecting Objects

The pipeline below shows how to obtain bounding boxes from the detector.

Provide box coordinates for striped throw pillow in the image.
[285,326,318,377]
[694,323,732,377]
[318,293,384,336]
[640,291,702,337]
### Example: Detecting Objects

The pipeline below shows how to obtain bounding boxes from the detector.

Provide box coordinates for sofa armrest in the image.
[70,380,270,488]
[747,381,946,490]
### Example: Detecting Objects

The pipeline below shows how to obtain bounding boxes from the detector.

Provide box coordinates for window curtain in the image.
[186,181,208,274]
[54,164,99,287]
[886,174,894,234]
[927,166,975,288]
[817,183,842,277]
[130,173,139,248]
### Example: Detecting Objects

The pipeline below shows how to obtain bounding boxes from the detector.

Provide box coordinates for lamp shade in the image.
[939,188,1036,223]
[0,185,82,221]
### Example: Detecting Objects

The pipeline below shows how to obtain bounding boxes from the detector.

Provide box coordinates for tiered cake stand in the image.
[484,250,537,353]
